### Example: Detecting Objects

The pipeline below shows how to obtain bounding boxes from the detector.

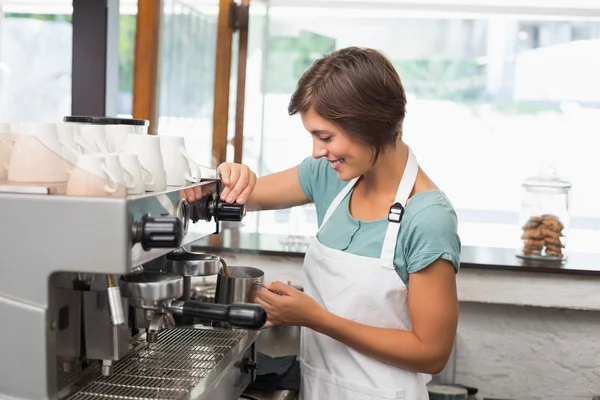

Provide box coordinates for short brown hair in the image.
[288,47,407,163]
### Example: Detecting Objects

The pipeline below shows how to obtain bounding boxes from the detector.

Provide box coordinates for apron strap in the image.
[318,177,359,232]
[380,147,419,264]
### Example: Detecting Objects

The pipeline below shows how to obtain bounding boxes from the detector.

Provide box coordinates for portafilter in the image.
[120,271,267,341]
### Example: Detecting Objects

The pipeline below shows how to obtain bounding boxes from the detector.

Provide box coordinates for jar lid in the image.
[522,165,572,191]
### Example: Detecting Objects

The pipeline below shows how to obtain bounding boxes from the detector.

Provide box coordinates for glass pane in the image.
[157,0,219,168]
[117,3,137,117]
[0,4,73,122]
[244,5,600,253]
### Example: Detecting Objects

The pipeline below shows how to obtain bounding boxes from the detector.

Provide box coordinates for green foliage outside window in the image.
[266,30,335,94]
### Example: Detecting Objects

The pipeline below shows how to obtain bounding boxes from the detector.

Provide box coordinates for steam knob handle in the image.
[134,214,184,250]
[214,197,245,222]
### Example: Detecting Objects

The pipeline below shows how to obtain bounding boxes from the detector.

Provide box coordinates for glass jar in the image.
[517,166,571,261]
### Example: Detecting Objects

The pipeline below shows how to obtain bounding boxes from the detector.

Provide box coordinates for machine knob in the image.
[214,197,245,222]
[190,194,245,223]
[133,214,184,250]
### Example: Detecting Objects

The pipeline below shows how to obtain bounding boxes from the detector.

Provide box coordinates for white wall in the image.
[456,303,600,400]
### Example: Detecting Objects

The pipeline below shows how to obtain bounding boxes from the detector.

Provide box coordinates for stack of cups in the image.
[0,116,206,197]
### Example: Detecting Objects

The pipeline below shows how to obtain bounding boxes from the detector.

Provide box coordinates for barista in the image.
[184,47,460,400]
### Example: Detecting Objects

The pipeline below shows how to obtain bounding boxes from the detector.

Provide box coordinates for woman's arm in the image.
[310,259,458,374]
[217,163,311,211]
[257,259,458,374]
[247,166,311,211]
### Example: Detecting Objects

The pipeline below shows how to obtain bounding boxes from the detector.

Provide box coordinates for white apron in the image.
[299,147,430,400]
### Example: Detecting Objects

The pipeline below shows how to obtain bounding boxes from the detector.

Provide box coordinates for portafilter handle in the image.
[170,301,267,330]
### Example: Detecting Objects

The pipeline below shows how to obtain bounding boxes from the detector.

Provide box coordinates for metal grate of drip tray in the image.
[58,362,93,392]
[67,328,247,400]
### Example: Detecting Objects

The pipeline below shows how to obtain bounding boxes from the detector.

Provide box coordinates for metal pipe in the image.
[106,275,125,326]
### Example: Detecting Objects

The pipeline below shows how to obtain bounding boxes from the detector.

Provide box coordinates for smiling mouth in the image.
[330,159,344,170]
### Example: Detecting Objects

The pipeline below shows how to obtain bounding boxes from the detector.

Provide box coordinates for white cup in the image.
[159,135,201,187]
[121,134,166,192]
[105,124,135,153]
[76,124,111,154]
[103,153,133,197]
[0,123,14,179]
[119,153,154,195]
[7,123,70,183]
[66,154,120,197]
[55,122,83,164]
[132,124,148,135]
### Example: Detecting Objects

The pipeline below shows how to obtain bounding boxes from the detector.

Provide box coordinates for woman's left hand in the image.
[255,281,325,327]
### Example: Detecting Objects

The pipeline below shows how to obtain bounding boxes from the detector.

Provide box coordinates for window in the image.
[0,3,73,122]
[0,0,140,121]
[240,2,600,254]
[156,0,219,168]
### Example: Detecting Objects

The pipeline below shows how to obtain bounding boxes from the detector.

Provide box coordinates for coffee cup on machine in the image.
[215,266,265,305]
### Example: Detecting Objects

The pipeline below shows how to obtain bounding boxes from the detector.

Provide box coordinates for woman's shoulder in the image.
[297,156,347,205]
[404,190,457,222]
[398,190,461,273]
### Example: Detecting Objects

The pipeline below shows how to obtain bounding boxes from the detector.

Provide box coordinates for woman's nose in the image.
[312,139,328,159]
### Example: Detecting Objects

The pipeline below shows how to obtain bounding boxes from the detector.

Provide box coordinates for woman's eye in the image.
[319,136,331,143]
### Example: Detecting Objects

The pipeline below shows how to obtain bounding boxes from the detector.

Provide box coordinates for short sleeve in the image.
[403,204,461,274]
[297,156,318,202]
[297,156,347,226]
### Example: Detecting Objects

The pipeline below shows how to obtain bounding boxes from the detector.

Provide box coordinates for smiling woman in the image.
[207,46,461,400]
[288,47,406,169]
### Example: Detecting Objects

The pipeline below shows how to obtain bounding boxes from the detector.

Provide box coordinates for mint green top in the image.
[297,156,461,286]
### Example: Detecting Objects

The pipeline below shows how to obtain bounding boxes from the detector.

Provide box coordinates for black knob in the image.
[214,197,245,222]
[190,194,245,223]
[133,214,184,251]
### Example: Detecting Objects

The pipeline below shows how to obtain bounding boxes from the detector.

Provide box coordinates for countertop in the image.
[191,227,600,276]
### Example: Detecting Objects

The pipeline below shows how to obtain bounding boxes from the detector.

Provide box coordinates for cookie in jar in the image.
[518,167,571,261]
[520,214,566,259]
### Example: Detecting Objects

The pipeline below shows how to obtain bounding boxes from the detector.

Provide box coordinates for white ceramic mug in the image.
[105,124,135,153]
[118,153,154,195]
[159,135,201,186]
[55,122,83,165]
[132,124,148,135]
[76,124,111,154]
[121,134,166,192]
[7,123,70,183]
[66,154,120,197]
[103,153,134,197]
[0,123,14,180]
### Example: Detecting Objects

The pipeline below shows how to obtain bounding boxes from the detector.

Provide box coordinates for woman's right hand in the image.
[217,162,257,205]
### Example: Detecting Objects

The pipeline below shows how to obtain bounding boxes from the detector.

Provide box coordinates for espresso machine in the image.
[0,176,267,400]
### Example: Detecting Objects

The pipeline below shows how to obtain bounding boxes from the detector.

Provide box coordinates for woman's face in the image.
[301,107,373,181]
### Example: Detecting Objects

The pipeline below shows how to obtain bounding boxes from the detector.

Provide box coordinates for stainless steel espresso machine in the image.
[0,176,267,400]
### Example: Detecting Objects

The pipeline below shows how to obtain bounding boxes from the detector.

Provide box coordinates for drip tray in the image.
[65,327,249,400]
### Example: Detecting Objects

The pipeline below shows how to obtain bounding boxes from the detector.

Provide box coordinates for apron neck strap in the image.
[380,147,419,264]
[318,146,419,260]
[319,177,359,232]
